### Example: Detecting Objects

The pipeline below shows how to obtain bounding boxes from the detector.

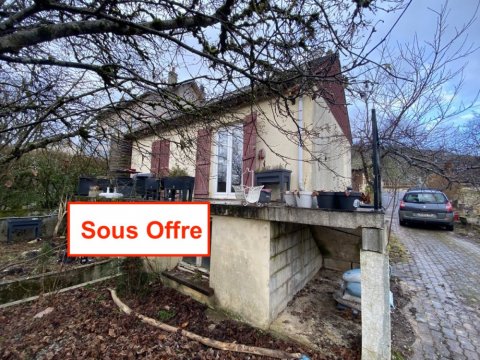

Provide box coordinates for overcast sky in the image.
[173,1,480,123]
[372,0,480,121]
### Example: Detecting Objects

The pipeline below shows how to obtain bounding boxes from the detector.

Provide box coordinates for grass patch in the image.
[388,233,409,264]
[392,350,405,360]
[116,258,153,298]
[157,309,176,322]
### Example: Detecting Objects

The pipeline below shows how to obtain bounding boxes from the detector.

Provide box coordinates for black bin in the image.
[316,191,336,209]
[335,191,362,211]
[259,189,272,203]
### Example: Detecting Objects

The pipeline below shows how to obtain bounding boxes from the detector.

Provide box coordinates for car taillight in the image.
[400,200,405,209]
[445,201,453,213]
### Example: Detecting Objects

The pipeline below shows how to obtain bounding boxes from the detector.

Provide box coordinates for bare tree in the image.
[350,1,480,192]
[0,0,407,169]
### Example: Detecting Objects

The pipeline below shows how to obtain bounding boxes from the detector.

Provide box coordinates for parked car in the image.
[399,188,454,230]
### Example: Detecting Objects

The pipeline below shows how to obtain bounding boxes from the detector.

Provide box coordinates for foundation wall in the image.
[311,225,361,271]
[210,216,272,327]
[269,223,322,319]
[209,216,322,328]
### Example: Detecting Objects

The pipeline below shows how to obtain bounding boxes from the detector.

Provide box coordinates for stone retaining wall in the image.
[0,259,120,304]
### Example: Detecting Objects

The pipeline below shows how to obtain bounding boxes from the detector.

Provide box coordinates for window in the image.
[404,192,446,204]
[214,126,243,195]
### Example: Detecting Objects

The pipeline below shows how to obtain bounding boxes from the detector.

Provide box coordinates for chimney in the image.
[168,67,177,85]
[199,85,206,100]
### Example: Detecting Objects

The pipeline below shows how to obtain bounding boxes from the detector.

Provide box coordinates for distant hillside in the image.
[351,144,480,189]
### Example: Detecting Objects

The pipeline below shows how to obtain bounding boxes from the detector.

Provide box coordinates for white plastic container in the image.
[99,187,123,199]
[284,191,297,207]
[296,191,313,208]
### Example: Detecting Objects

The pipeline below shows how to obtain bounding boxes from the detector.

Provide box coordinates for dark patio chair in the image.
[162,176,195,201]
[96,178,111,192]
[145,178,161,200]
[115,177,134,197]
[77,176,96,196]
[133,175,160,199]
[134,176,147,197]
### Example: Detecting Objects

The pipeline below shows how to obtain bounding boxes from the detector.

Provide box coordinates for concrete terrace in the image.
[208,203,390,360]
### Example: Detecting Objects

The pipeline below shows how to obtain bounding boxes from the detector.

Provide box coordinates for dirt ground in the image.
[0,278,331,360]
[454,221,480,245]
[270,268,415,360]
[390,277,416,359]
[270,269,361,359]
[0,238,416,359]
[388,232,418,360]
[0,238,105,281]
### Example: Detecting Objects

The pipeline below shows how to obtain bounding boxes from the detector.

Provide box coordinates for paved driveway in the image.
[387,192,480,359]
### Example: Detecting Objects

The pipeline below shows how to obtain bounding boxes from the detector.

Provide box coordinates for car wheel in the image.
[446,224,454,231]
[399,219,406,226]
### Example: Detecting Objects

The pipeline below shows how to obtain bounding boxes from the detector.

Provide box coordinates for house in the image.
[102,54,352,199]
[99,54,391,360]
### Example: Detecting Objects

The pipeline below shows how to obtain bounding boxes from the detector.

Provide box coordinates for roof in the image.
[100,54,352,142]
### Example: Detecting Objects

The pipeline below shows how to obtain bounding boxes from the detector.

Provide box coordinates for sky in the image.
[163,0,480,127]
[366,0,480,122]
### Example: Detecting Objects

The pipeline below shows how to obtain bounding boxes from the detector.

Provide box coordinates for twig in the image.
[109,288,305,359]
[53,195,68,238]
[0,243,64,274]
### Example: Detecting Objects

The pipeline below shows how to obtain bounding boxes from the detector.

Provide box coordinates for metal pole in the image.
[372,108,382,210]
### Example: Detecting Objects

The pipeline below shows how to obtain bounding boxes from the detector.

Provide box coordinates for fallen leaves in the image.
[0,281,324,359]
[33,307,54,319]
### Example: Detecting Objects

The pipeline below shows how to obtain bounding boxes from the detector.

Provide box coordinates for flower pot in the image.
[335,191,362,211]
[284,191,296,207]
[259,189,272,203]
[296,191,313,208]
[316,191,336,209]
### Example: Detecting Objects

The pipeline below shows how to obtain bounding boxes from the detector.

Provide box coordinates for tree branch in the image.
[0,14,218,54]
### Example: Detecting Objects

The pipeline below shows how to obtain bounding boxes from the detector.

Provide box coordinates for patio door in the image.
[214,126,243,196]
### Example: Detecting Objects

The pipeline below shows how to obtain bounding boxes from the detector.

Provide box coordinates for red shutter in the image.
[242,113,257,187]
[159,140,170,177]
[194,129,212,198]
[151,139,170,177]
[151,140,161,175]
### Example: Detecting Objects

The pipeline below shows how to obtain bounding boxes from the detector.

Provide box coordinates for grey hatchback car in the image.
[399,189,454,230]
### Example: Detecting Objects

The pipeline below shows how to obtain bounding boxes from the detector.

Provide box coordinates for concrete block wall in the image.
[209,217,323,328]
[311,225,361,271]
[269,223,322,319]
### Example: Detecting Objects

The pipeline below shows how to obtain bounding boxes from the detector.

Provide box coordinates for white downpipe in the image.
[297,97,304,191]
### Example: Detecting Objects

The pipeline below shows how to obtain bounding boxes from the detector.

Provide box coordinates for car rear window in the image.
[404,192,446,204]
